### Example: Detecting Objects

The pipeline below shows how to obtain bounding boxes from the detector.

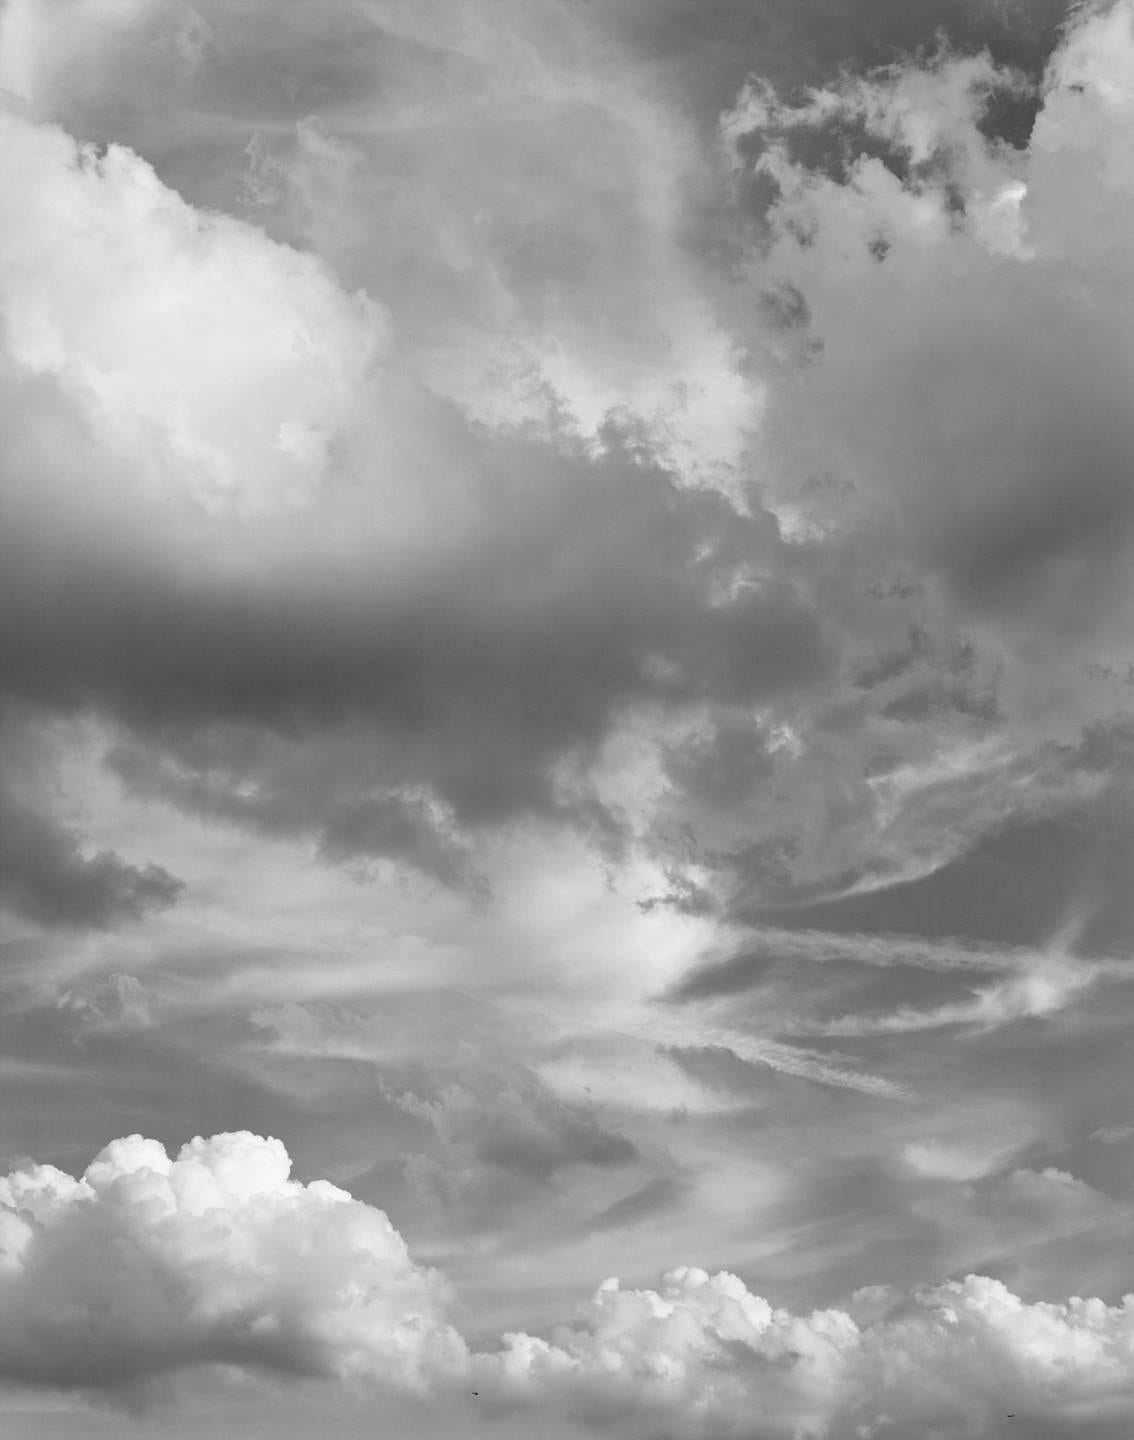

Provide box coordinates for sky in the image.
[2,0,1134,1435]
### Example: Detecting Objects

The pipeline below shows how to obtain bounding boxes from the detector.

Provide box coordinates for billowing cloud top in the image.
[0,1130,466,1392]
[5,1131,1134,1439]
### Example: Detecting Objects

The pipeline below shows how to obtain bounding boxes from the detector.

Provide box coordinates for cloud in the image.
[0,1130,466,1395]
[0,91,834,894]
[902,1137,1030,1184]
[672,1028,910,1099]
[724,6,1134,727]
[0,709,182,930]
[396,1072,639,1231]
[3,0,1131,929]
[481,1263,1134,1439]
[596,0,1070,130]
[582,1176,687,1234]
[666,928,1042,1006]
[795,955,1105,1037]
[7,1131,1134,1437]
[0,792,181,929]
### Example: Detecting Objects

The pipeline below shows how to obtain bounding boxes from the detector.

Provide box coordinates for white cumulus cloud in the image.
[5,1133,1134,1437]
[0,1130,466,1393]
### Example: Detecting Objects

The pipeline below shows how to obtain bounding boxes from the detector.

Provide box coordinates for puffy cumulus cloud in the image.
[481,1264,1134,1439]
[0,104,384,520]
[724,2,1134,728]
[0,1130,467,1393]
[7,1132,1134,1436]
[3,0,759,488]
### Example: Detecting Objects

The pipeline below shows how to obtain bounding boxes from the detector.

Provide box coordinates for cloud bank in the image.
[4,1131,1134,1438]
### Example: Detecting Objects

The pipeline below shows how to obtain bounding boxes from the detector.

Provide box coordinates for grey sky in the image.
[2,1,1134,1437]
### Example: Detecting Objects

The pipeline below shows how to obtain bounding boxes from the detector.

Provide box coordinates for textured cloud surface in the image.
[0,1131,465,1392]
[5,1133,1134,1439]
[4,1,1134,1438]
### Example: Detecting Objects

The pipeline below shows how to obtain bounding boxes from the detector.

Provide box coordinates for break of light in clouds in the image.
[2,1,1134,1437]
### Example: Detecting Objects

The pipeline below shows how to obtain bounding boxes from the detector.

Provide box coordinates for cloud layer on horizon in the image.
[3,1130,1134,1440]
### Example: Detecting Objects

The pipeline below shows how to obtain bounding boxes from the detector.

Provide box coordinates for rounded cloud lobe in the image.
[0,1130,467,1394]
[5,1131,1134,1437]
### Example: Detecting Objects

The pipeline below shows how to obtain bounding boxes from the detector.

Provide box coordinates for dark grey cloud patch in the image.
[0,794,181,930]
[395,1069,641,1234]
[737,800,1123,952]
[109,735,488,896]
[591,0,1071,132]
[722,37,1134,728]
[0,711,182,931]
[1,400,828,886]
